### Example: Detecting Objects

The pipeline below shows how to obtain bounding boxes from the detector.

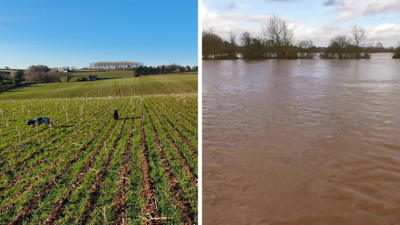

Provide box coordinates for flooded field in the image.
[203,54,400,225]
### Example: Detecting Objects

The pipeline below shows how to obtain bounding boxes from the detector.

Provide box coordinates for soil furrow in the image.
[0,110,113,213]
[0,126,48,154]
[139,102,161,224]
[155,99,197,129]
[0,101,98,160]
[147,100,197,183]
[0,107,112,193]
[165,100,197,124]
[79,104,128,224]
[166,99,197,116]
[152,100,196,138]
[0,103,108,168]
[144,103,195,223]
[153,103,197,156]
[6,101,127,224]
[43,101,129,225]
[111,101,136,225]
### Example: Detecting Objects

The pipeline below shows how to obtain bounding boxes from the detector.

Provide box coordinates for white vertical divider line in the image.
[198,0,203,224]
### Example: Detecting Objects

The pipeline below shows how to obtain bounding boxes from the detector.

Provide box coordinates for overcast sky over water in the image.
[202,0,400,47]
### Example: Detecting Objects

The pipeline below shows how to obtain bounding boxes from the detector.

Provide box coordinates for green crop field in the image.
[71,70,135,79]
[0,74,198,224]
[0,74,197,100]
[69,71,196,80]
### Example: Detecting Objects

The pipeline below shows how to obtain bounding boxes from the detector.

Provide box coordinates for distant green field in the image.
[0,74,198,100]
[71,70,134,79]
[70,71,198,80]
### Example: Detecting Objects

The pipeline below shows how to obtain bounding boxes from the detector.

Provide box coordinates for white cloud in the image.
[364,23,400,46]
[0,26,7,31]
[218,3,239,11]
[202,3,400,47]
[327,0,400,21]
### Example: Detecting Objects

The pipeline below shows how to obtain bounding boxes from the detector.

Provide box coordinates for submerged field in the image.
[0,74,198,224]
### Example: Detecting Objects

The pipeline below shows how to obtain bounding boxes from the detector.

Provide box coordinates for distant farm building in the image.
[58,68,71,73]
[88,74,97,81]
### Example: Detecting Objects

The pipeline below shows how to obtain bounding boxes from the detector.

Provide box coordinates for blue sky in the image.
[202,0,400,47]
[0,0,198,69]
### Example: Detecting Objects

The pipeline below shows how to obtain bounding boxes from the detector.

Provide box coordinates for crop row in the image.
[0,95,197,224]
[0,74,197,100]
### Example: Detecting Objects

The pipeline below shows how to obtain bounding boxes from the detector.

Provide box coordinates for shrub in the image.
[25,71,61,83]
[13,79,22,86]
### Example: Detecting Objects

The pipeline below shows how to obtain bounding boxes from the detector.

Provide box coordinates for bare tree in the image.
[350,25,370,58]
[202,29,224,59]
[394,41,400,58]
[375,42,383,49]
[240,31,251,47]
[263,16,293,45]
[262,15,294,58]
[297,40,314,58]
[240,31,252,58]
[89,61,143,69]
[228,31,237,59]
[351,25,367,47]
[229,31,236,45]
[324,35,350,59]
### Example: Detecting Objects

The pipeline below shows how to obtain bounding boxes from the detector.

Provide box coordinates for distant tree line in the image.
[393,42,400,59]
[0,65,63,85]
[134,64,198,77]
[203,15,400,60]
[24,65,62,83]
[89,61,144,70]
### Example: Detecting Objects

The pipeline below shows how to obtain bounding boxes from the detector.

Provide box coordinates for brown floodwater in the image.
[203,53,400,225]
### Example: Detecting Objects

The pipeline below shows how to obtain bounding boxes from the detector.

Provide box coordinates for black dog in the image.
[113,110,119,120]
[26,117,53,128]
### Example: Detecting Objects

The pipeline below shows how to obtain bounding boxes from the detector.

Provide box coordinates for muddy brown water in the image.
[203,54,400,225]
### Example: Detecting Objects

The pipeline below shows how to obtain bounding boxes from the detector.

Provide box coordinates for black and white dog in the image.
[26,117,53,128]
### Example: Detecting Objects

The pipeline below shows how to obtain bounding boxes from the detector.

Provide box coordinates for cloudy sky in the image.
[202,0,400,47]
